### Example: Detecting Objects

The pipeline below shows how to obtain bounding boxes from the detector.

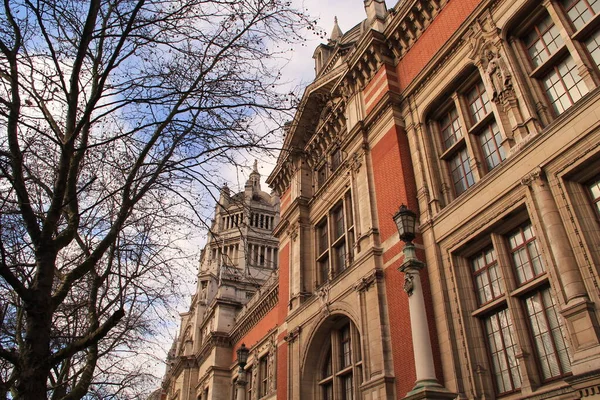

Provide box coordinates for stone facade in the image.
[160,0,600,399]
[160,164,280,400]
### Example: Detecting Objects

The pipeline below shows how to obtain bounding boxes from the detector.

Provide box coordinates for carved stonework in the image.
[284,326,301,343]
[287,222,298,241]
[485,49,513,102]
[348,151,363,174]
[317,285,331,315]
[403,273,415,296]
[354,269,383,292]
[520,167,543,187]
[268,337,276,393]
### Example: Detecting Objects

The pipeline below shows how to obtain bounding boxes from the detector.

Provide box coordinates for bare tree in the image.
[0,0,311,398]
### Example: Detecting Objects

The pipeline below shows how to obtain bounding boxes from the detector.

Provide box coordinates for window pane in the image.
[525,14,565,67]
[508,223,545,284]
[542,56,588,115]
[562,0,599,30]
[440,107,463,149]
[333,206,344,239]
[343,375,354,400]
[479,121,506,171]
[449,148,475,195]
[341,325,352,368]
[484,309,522,394]
[524,288,572,380]
[585,29,600,68]
[471,247,504,304]
[467,81,492,123]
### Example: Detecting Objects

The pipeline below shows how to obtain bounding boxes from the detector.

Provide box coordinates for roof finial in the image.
[253,159,258,173]
[330,16,343,41]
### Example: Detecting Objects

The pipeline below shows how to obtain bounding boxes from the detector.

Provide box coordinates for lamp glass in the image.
[237,343,249,366]
[393,204,416,243]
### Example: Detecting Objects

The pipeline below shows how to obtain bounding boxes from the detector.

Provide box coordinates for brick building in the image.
[160,0,600,399]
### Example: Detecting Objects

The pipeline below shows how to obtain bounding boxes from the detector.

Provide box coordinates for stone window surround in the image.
[427,72,510,202]
[314,190,355,288]
[507,0,600,124]
[453,207,575,396]
[316,318,362,400]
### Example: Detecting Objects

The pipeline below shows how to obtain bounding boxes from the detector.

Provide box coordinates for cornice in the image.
[229,277,279,345]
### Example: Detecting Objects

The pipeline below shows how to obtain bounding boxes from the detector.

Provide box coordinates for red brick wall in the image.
[276,339,288,399]
[371,125,443,396]
[396,0,483,90]
[364,64,400,114]
[231,307,279,361]
[371,125,418,243]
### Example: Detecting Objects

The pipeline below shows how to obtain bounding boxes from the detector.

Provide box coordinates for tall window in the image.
[317,318,362,400]
[513,8,592,117]
[465,217,571,396]
[484,309,522,394]
[525,288,572,380]
[431,75,509,201]
[508,223,545,284]
[315,191,355,286]
[466,81,506,172]
[259,356,269,398]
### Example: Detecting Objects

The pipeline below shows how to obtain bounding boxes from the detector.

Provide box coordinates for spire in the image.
[246,160,261,193]
[330,16,343,41]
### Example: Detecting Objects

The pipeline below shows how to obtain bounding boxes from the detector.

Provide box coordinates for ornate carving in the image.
[284,326,301,343]
[268,337,276,393]
[317,285,331,316]
[287,222,298,241]
[485,49,512,102]
[520,167,543,187]
[354,269,384,292]
[348,151,363,174]
[403,273,415,296]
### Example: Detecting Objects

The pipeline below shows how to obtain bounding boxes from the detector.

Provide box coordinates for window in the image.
[512,5,595,119]
[430,76,509,201]
[440,107,463,149]
[525,288,572,380]
[484,309,522,394]
[315,191,355,286]
[317,318,361,400]
[331,148,343,172]
[259,356,268,398]
[471,247,503,305]
[463,216,572,395]
[449,148,475,195]
[508,222,545,284]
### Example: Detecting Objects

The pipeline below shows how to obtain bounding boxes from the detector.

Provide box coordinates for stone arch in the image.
[300,309,362,399]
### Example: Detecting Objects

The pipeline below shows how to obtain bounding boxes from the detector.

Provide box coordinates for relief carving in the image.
[485,49,512,102]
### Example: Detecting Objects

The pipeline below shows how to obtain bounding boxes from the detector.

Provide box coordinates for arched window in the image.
[311,317,362,400]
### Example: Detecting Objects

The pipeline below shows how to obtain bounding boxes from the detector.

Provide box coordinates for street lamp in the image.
[236,343,249,370]
[394,205,454,400]
[235,344,249,400]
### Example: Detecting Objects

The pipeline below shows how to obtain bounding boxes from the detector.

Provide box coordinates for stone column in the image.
[235,370,246,400]
[399,243,455,400]
[522,168,600,368]
[522,168,587,303]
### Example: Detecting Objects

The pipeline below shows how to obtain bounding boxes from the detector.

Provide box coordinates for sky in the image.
[284,0,398,84]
